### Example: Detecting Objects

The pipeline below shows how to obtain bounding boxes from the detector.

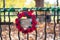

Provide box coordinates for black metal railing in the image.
[0,8,60,40]
[0,0,60,40]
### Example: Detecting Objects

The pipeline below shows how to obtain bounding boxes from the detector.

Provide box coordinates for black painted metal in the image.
[18,31,20,40]
[45,11,47,40]
[35,9,37,40]
[8,12,11,40]
[0,12,2,40]
[54,10,56,40]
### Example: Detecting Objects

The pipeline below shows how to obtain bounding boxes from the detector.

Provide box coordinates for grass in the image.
[0,12,17,22]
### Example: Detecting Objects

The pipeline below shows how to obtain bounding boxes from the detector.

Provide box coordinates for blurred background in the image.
[0,0,60,8]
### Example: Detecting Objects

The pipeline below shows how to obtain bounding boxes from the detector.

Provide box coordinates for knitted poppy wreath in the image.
[15,10,37,34]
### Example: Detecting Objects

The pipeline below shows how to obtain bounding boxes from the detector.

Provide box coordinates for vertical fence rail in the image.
[54,11,56,40]
[17,13,20,40]
[27,32,29,40]
[18,31,20,40]
[0,12,2,40]
[45,11,47,40]
[8,12,11,40]
[57,11,58,23]
[27,12,29,40]
[57,0,59,23]
[59,23,60,38]
[35,9,37,40]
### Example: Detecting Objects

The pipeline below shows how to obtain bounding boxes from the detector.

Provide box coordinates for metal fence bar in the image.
[59,23,60,38]
[45,11,47,40]
[0,12,2,40]
[27,33,29,40]
[16,12,20,40]
[35,30,37,40]
[1,15,60,16]
[54,11,56,40]
[0,8,60,12]
[57,10,59,23]
[17,12,20,40]
[18,31,20,40]
[4,11,6,22]
[8,12,11,40]
[35,10,37,40]
[0,25,2,40]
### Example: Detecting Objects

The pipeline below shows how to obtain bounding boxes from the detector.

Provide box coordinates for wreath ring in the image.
[15,11,37,34]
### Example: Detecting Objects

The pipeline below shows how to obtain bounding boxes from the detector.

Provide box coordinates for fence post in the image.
[0,12,2,40]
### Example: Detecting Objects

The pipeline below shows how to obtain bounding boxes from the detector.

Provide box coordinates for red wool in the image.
[15,10,37,34]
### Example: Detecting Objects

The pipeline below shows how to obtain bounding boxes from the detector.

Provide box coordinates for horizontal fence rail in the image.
[0,7,60,12]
